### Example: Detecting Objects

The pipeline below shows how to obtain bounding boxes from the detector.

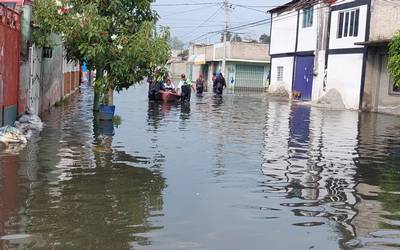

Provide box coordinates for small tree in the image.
[32,0,171,108]
[178,49,189,58]
[259,33,270,44]
[220,31,232,42]
[231,33,242,42]
[389,32,400,86]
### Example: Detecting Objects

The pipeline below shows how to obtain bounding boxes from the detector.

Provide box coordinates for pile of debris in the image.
[0,109,44,149]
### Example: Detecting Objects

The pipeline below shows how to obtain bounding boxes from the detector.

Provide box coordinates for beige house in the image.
[360,0,400,115]
[187,41,270,91]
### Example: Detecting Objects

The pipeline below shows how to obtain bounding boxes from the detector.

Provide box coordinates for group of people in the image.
[148,72,227,102]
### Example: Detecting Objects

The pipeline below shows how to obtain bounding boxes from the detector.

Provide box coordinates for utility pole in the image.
[222,0,228,77]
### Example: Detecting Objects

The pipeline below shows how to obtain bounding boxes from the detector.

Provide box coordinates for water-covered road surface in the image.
[1,84,400,249]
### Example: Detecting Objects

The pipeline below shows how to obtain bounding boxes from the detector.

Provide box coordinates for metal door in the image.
[28,45,41,115]
[293,56,314,100]
[235,64,265,91]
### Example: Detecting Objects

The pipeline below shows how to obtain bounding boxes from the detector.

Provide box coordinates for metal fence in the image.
[0,4,20,125]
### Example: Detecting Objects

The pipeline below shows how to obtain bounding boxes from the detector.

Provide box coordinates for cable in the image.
[180,4,223,40]
[187,0,349,43]
[152,2,221,7]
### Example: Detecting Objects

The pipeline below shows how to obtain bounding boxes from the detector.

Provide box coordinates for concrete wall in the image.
[326,53,364,109]
[369,0,400,41]
[270,10,298,54]
[40,35,64,113]
[363,48,400,115]
[329,4,368,50]
[230,42,270,62]
[269,57,294,94]
[297,4,318,52]
[168,61,187,82]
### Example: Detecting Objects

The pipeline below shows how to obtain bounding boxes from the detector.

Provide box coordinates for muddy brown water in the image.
[0,84,400,249]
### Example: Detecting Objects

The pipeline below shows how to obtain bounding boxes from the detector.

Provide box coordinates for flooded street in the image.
[1,84,400,249]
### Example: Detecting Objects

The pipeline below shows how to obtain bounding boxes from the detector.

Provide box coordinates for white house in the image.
[269,0,372,110]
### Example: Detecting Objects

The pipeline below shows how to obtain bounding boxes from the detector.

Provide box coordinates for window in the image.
[303,7,313,28]
[277,66,284,81]
[337,9,360,38]
[389,77,400,95]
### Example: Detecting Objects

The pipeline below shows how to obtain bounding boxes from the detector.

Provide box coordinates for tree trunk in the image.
[93,66,104,112]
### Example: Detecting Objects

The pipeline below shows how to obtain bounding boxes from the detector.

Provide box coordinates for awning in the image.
[355,39,391,47]
[188,54,206,65]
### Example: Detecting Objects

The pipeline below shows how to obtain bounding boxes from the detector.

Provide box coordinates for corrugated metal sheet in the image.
[0,4,20,125]
[235,64,266,91]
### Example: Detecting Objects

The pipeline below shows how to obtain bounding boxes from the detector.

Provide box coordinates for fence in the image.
[0,4,20,126]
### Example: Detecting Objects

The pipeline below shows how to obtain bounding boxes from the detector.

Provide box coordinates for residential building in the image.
[0,0,80,125]
[359,0,400,114]
[269,0,399,112]
[187,41,270,91]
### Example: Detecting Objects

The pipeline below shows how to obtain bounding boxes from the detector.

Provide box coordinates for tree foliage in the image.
[259,33,270,44]
[220,31,232,42]
[389,32,400,86]
[231,33,242,42]
[178,49,188,58]
[32,0,171,94]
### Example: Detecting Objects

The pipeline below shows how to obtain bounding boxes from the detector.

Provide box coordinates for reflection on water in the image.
[0,84,399,249]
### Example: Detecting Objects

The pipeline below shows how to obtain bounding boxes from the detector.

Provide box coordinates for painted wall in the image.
[270,10,298,54]
[329,4,368,50]
[369,0,400,41]
[363,49,400,115]
[326,53,364,109]
[269,56,294,94]
[297,5,318,52]
[230,42,270,62]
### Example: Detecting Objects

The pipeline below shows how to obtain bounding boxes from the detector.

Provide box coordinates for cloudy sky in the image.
[152,0,288,44]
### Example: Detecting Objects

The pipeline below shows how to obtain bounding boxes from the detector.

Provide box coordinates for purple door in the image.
[293,56,314,101]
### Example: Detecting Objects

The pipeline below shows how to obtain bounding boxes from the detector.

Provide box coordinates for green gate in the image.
[235,64,266,91]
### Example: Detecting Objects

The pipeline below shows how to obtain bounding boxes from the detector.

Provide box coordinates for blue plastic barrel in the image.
[99,104,115,120]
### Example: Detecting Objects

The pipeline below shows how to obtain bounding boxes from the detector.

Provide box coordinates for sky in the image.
[152,0,289,45]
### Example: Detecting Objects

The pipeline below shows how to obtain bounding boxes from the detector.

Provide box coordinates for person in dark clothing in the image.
[215,73,227,96]
[196,74,205,96]
[148,78,165,100]
[178,74,195,102]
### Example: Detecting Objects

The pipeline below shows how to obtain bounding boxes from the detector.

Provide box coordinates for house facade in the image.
[187,42,270,91]
[269,0,396,111]
[0,0,80,125]
[360,0,400,114]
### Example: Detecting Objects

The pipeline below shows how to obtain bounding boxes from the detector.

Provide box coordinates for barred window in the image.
[337,9,359,38]
[277,66,284,81]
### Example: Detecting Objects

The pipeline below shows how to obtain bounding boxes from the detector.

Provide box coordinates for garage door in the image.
[235,64,265,91]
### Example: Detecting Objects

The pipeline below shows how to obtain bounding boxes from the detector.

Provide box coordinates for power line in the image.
[180,4,223,40]
[152,2,221,7]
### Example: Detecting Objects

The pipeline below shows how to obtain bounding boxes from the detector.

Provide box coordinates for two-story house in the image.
[269,0,394,111]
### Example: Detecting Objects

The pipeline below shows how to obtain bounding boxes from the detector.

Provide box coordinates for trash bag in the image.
[14,109,44,135]
[0,126,27,144]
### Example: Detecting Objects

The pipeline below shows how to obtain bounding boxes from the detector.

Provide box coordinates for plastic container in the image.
[99,104,115,120]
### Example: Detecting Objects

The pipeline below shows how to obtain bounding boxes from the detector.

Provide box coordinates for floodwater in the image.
[1,84,400,250]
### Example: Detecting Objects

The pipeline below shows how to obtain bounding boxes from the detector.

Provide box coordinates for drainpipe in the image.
[314,1,330,96]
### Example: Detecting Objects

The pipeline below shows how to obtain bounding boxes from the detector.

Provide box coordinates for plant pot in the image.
[99,104,115,120]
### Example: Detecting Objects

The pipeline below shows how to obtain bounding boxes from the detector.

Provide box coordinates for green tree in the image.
[389,32,400,86]
[231,33,242,42]
[220,31,232,42]
[259,33,270,44]
[32,0,171,108]
[178,49,189,58]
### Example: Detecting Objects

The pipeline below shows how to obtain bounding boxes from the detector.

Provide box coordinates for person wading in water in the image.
[196,74,205,96]
[178,74,195,102]
[215,72,227,97]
